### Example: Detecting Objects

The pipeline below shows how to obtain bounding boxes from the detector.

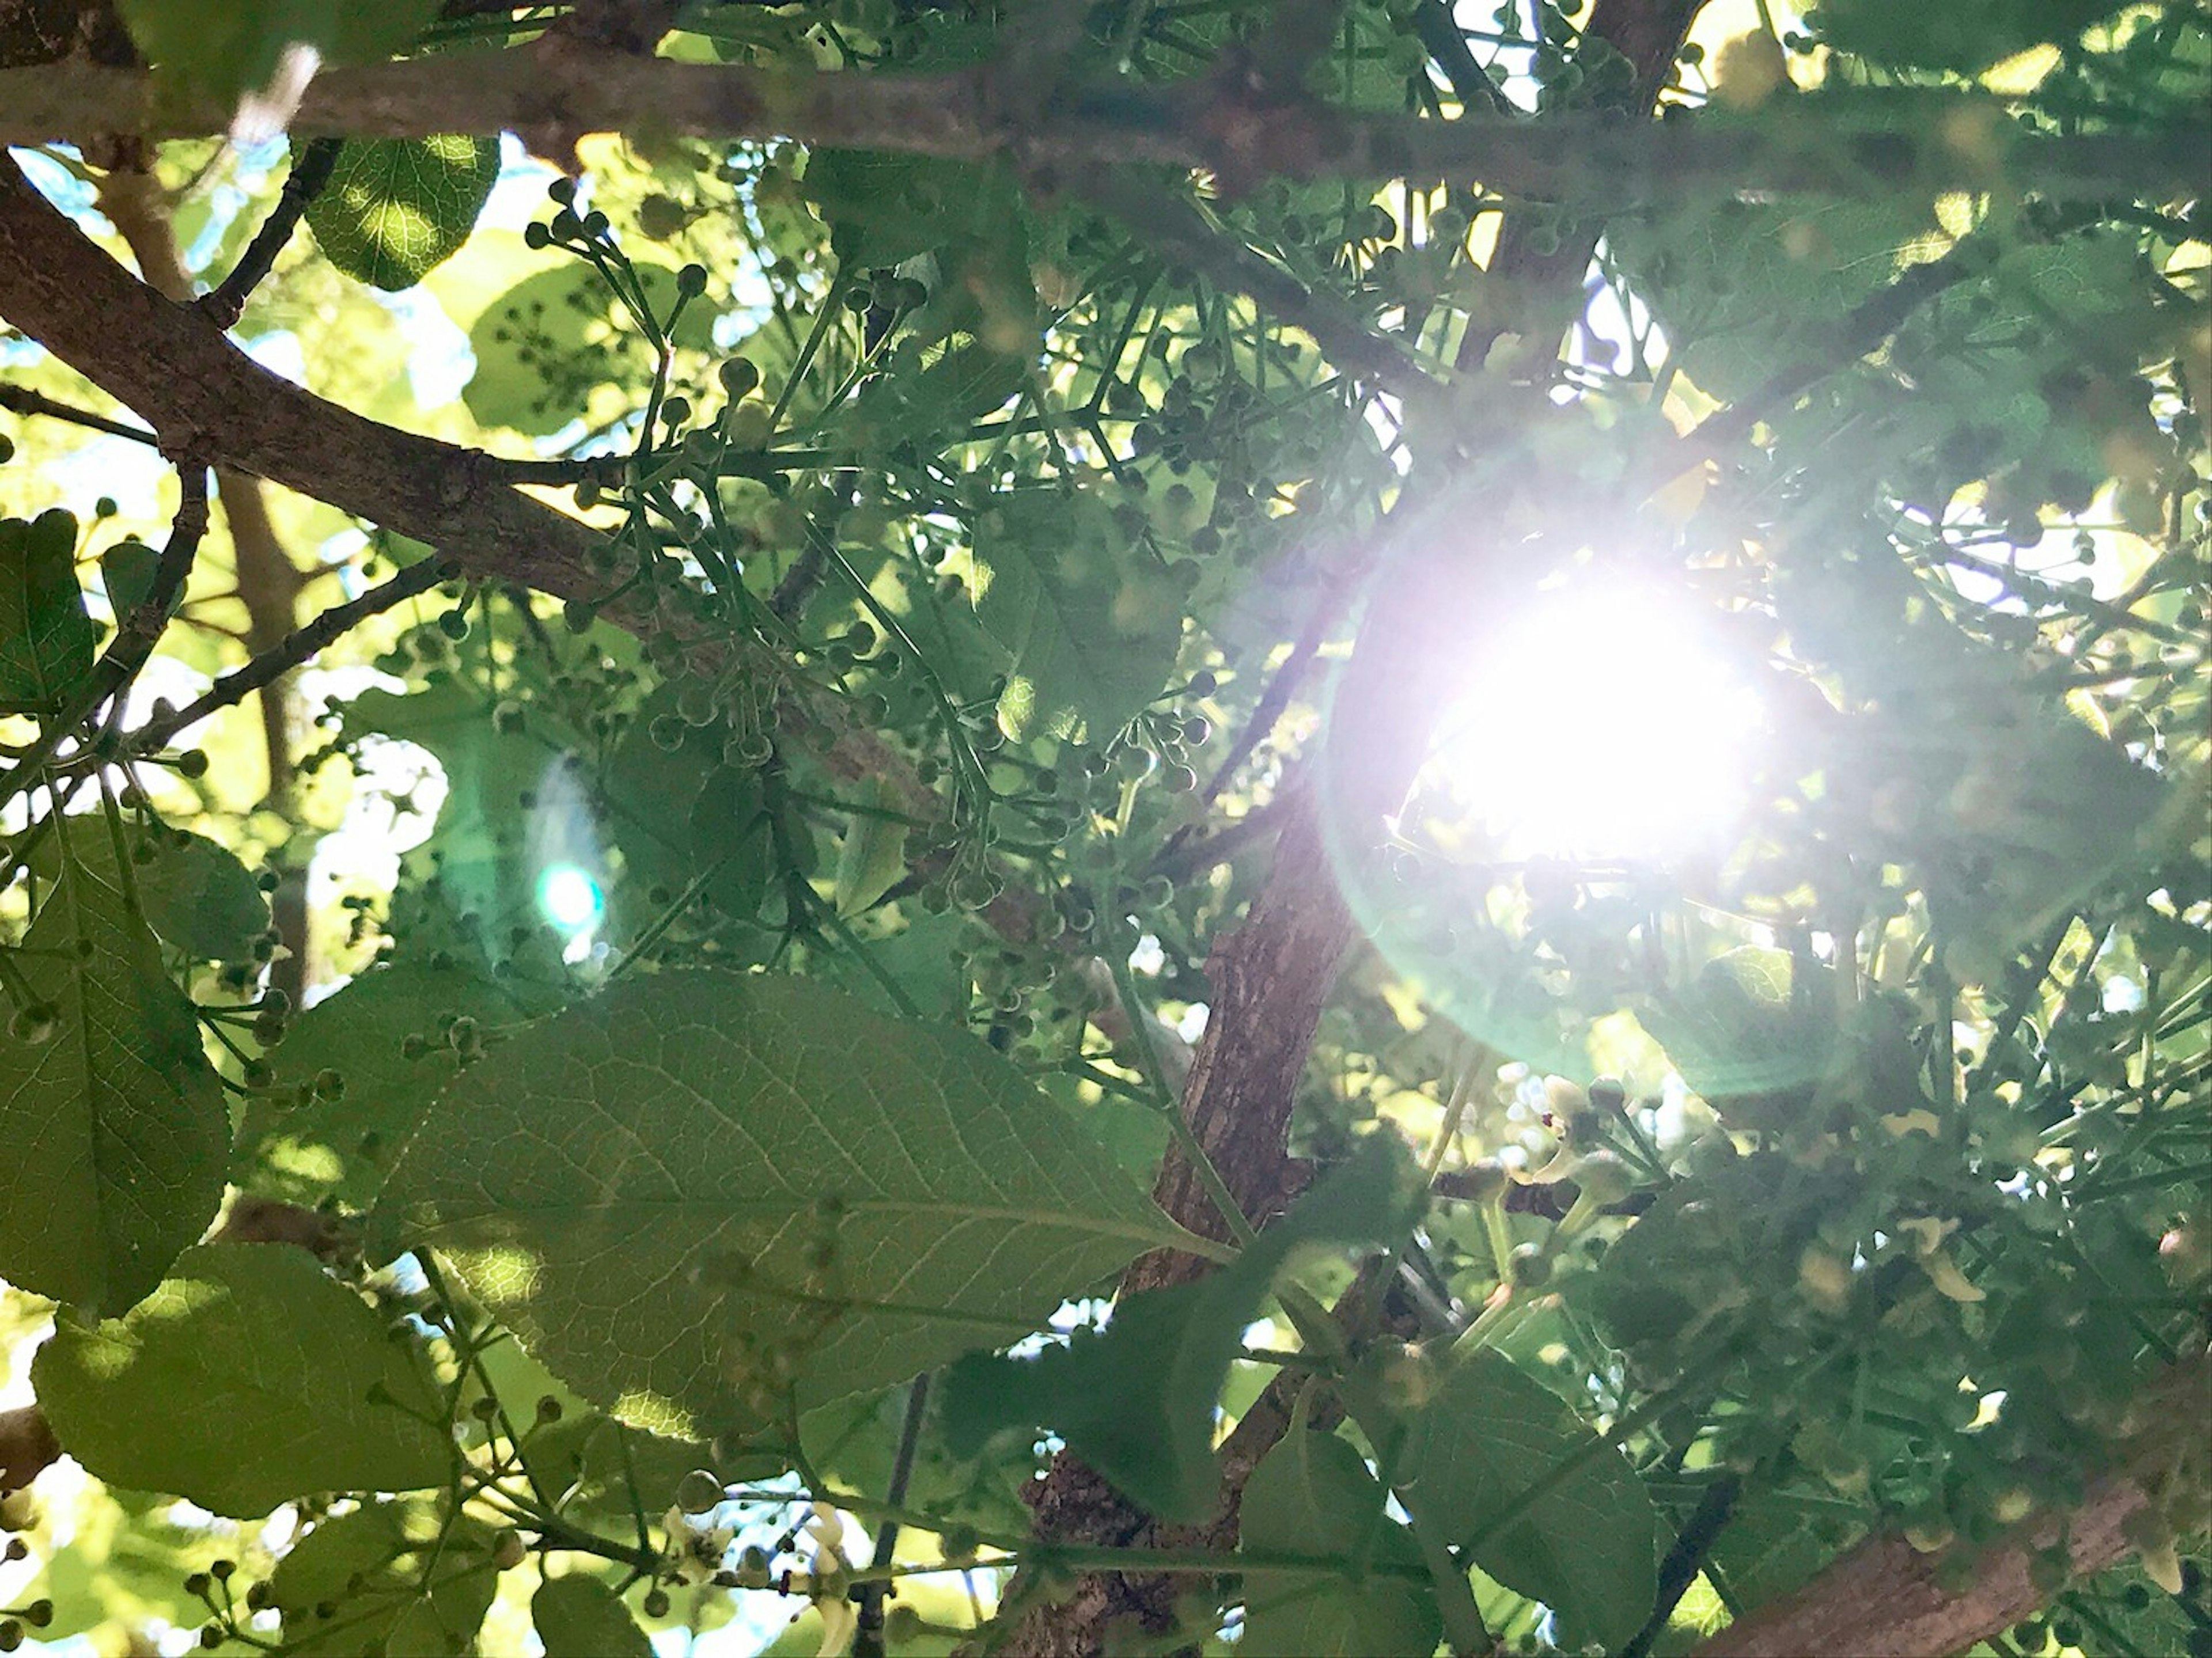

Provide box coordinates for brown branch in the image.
[0,52,2198,204]
[1694,1351,2211,1658]
[199,135,341,331]
[0,153,604,594]
[137,555,456,751]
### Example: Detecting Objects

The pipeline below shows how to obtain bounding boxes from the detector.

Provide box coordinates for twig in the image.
[851,1372,933,1658]
[136,554,455,750]
[0,382,157,445]
[1620,1477,1740,1658]
[199,136,342,330]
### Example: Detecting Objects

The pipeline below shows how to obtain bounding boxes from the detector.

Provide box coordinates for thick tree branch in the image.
[0,51,2199,204]
[0,155,599,593]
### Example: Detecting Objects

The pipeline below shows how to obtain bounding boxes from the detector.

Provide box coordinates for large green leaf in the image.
[270,1502,498,1656]
[1240,1431,1441,1658]
[116,0,439,109]
[370,972,1175,1437]
[1609,194,1933,401]
[941,1136,1422,1522]
[0,510,94,706]
[31,1244,453,1516]
[534,1574,652,1658]
[1393,1349,1660,1653]
[971,492,1181,742]
[304,136,501,291]
[0,828,227,1313]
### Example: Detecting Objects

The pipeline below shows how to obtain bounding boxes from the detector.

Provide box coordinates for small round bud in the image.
[642,1588,671,1618]
[676,1469,725,1513]
[174,748,210,779]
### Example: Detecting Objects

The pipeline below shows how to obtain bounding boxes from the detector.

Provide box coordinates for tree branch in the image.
[0,51,2198,205]
[137,555,456,752]
[1695,1351,2209,1658]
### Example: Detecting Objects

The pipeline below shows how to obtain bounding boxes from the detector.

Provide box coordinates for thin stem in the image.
[136,555,454,750]
[200,136,343,329]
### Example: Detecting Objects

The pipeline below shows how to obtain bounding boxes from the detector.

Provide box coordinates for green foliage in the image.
[26,817,269,963]
[944,1137,1422,1521]
[115,0,440,109]
[1812,0,2132,74]
[267,1501,498,1655]
[0,824,228,1313]
[0,510,92,706]
[972,491,1183,742]
[303,136,501,291]
[533,1573,651,1658]
[372,971,1172,1436]
[1,2,2205,1651]
[1391,1350,1661,1653]
[1240,1430,1441,1657]
[31,1243,452,1515]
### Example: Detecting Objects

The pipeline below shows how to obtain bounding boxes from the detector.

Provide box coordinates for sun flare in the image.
[1414,584,1767,863]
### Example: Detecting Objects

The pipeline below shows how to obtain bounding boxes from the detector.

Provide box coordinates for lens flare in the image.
[1413,584,1766,862]
[536,863,604,934]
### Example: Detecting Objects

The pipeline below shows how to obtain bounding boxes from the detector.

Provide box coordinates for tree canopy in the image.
[0,2,2206,1655]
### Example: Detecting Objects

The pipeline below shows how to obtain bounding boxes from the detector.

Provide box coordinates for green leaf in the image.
[342,676,600,945]
[233,956,563,1208]
[972,492,1180,742]
[0,827,227,1313]
[802,152,1021,268]
[1393,1349,1660,1653]
[116,0,440,111]
[1814,0,2130,74]
[1609,195,1934,402]
[942,1136,1422,1521]
[304,136,501,291]
[834,777,911,917]
[533,1574,652,1658]
[602,687,775,926]
[270,1502,497,1656]
[370,972,1173,1437]
[25,817,270,963]
[0,510,94,705]
[465,263,718,435]
[99,538,160,624]
[1239,1431,1441,1658]
[31,1243,453,1515]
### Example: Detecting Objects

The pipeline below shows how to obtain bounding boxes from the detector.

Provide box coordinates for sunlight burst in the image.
[1416,584,1767,863]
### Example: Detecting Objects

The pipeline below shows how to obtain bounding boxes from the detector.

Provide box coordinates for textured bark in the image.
[0,51,2198,203]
